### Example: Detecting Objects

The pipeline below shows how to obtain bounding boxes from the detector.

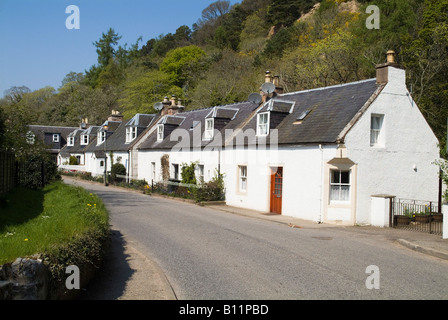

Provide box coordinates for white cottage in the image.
[223,51,440,225]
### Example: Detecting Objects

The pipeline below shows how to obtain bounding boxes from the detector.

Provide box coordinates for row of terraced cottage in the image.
[36,52,440,227]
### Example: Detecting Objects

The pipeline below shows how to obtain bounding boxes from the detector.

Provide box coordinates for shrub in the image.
[69,156,78,165]
[110,163,126,182]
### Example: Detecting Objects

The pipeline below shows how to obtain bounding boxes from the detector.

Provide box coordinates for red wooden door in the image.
[270,167,283,214]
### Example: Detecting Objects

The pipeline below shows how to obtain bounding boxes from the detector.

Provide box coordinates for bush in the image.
[69,156,78,165]
[110,163,126,182]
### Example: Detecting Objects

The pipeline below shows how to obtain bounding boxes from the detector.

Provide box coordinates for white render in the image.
[344,66,440,225]
[223,145,338,222]
[58,61,441,227]
[137,149,220,185]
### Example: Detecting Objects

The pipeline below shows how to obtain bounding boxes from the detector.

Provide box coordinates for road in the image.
[65,178,448,300]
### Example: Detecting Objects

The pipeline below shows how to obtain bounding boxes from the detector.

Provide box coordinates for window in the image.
[53,134,59,142]
[80,135,89,145]
[330,170,350,202]
[151,162,156,181]
[239,165,247,192]
[98,131,106,144]
[197,164,204,183]
[68,136,74,146]
[26,131,35,144]
[126,126,137,143]
[204,118,214,140]
[370,115,384,147]
[172,164,179,180]
[100,160,104,167]
[257,113,269,136]
[157,125,164,141]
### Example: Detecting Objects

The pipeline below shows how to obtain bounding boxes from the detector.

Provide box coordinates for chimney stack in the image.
[161,96,171,116]
[108,110,123,122]
[273,75,284,94]
[168,95,183,115]
[376,50,405,85]
[265,70,272,83]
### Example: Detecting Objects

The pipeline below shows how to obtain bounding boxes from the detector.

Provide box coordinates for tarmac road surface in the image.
[65,177,448,300]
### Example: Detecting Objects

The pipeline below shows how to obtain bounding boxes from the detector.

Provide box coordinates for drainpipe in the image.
[318,144,324,224]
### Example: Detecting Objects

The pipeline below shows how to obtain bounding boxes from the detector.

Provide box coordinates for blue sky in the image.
[0,0,241,96]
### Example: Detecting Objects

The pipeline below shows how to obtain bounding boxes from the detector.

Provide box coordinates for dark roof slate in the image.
[236,79,382,145]
[138,101,260,150]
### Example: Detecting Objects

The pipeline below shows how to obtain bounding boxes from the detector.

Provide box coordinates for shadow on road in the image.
[78,229,134,300]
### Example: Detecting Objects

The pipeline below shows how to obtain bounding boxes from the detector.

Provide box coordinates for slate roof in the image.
[27,125,78,153]
[85,114,157,154]
[137,101,260,150]
[59,126,101,156]
[235,78,384,146]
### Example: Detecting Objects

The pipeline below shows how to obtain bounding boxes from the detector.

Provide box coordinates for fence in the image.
[1,151,47,196]
[0,152,15,195]
[392,198,443,236]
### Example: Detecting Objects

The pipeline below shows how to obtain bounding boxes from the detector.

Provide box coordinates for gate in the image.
[392,198,443,236]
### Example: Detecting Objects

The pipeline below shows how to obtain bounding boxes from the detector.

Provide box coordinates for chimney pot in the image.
[265,71,272,83]
[387,50,395,64]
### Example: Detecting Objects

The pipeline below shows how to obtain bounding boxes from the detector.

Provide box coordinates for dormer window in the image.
[26,131,35,144]
[126,126,137,143]
[53,134,59,143]
[257,112,269,136]
[80,134,89,145]
[68,136,74,146]
[97,131,106,145]
[157,124,164,141]
[204,118,214,140]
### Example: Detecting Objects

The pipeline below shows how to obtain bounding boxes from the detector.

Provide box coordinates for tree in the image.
[3,86,31,103]
[160,45,207,88]
[119,68,182,118]
[200,0,231,24]
[94,28,122,68]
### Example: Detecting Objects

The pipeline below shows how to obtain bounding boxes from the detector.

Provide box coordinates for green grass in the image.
[0,181,109,265]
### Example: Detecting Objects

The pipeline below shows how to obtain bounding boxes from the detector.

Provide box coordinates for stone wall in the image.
[0,257,49,300]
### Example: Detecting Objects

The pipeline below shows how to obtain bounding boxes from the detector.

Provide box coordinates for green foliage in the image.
[0,181,109,266]
[111,163,126,182]
[2,0,448,155]
[181,162,198,185]
[193,169,225,202]
[69,155,78,165]
[160,45,207,87]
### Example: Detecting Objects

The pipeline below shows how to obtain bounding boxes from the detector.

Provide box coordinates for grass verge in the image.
[1,181,110,299]
[0,181,109,265]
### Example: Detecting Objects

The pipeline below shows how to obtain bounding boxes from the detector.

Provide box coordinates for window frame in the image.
[80,134,89,145]
[157,124,164,142]
[26,131,35,145]
[329,169,351,203]
[370,114,384,147]
[98,131,106,144]
[68,136,74,146]
[126,126,137,143]
[204,118,214,140]
[197,164,204,184]
[172,163,179,181]
[238,165,248,193]
[52,134,60,143]
[257,112,270,136]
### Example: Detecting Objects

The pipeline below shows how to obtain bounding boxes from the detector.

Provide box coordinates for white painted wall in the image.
[137,149,220,184]
[223,144,338,222]
[344,66,440,225]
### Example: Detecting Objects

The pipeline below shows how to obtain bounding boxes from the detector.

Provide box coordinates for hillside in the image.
[1,0,448,153]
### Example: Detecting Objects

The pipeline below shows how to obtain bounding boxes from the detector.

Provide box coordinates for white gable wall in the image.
[344,66,440,225]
